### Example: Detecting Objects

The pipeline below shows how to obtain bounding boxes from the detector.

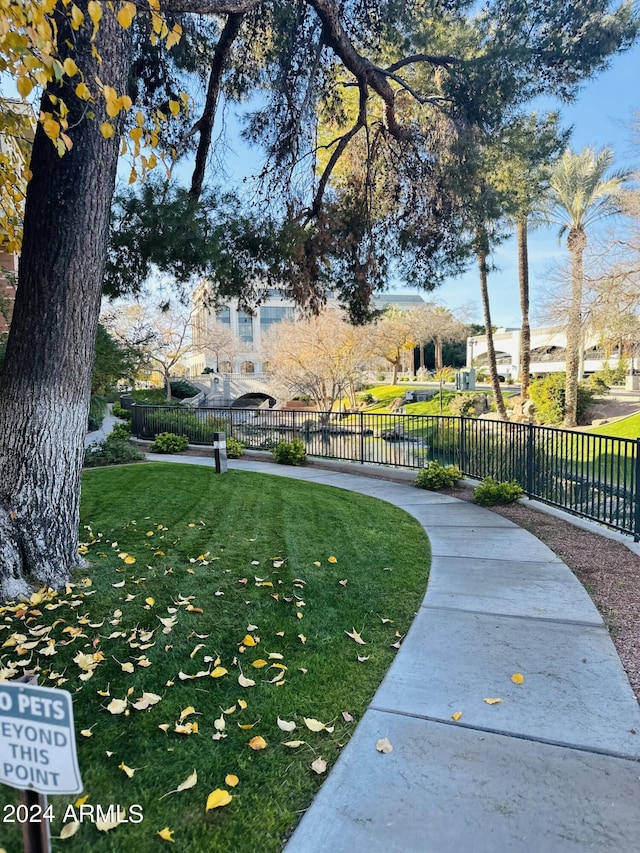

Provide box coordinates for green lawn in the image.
[585,411,640,440]
[0,464,430,852]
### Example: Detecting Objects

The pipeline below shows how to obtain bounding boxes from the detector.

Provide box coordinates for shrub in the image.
[84,435,145,468]
[272,438,307,466]
[129,388,171,404]
[170,379,200,400]
[474,477,523,506]
[111,402,131,420]
[448,393,478,418]
[414,461,462,490]
[150,432,189,453]
[141,408,229,444]
[529,372,594,425]
[110,422,131,441]
[360,392,376,404]
[225,437,245,458]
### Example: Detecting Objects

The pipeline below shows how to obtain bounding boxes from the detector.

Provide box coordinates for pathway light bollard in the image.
[213,432,227,474]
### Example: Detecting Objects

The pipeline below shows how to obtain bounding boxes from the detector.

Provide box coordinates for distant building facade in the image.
[467,325,633,380]
[187,281,427,377]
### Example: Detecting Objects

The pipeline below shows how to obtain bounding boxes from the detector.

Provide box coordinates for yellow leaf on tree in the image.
[63,58,79,76]
[206,789,232,811]
[87,0,102,27]
[511,673,524,684]
[157,827,175,842]
[76,83,91,101]
[17,76,34,98]
[168,100,180,115]
[117,2,136,28]
[248,735,267,750]
[43,118,60,140]
[70,5,84,29]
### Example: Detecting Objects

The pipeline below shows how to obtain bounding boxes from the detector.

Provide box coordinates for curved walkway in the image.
[155,456,640,851]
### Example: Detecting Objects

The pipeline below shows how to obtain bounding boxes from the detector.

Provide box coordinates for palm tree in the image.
[544,147,632,427]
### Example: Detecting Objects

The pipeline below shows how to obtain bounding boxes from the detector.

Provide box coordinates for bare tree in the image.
[103,303,198,400]
[262,309,369,413]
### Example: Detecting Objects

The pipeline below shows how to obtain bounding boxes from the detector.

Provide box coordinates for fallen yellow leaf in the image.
[451,712,463,722]
[511,673,524,684]
[483,698,503,705]
[157,826,174,842]
[328,556,337,563]
[206,789,232,811]
[248,735,267,750]
[311,757,327,774]
[118,762,136,778]
[225,774,239,787]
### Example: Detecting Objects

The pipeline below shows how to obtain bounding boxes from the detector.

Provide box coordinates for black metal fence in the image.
[130,405,640,538]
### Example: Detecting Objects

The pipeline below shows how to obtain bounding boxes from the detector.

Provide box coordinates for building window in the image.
[260,306,293,334]
[237,310,253,343]
[219,360,232,373]
[217,306,231,325]
[241,361,255,374]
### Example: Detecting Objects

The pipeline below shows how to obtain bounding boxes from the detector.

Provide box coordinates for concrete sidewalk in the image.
[156,456,640,851]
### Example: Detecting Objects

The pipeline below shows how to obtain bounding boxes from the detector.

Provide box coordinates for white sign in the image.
[0,682,83,794]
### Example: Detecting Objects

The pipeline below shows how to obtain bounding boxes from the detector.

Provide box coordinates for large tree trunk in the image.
[564,228,586,428]
[478,251,508,420]
[0,6,131,600]
[517,218,531,399]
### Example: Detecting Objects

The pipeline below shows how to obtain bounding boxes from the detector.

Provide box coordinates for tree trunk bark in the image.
[564,228,586,428]
[517,218,531,399]
[478,252,508,420]
[0,6,131,600]
[435,336,443,371]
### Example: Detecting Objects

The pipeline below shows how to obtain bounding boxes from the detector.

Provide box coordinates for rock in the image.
[591,418,610,427]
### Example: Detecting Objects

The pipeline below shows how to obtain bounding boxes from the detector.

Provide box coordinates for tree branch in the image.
[189,12,245,200]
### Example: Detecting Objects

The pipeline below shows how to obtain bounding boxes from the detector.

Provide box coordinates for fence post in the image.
[360,412,364,464]
[634,438,640,541]
[526,422,534,498]
[459,416,466,476]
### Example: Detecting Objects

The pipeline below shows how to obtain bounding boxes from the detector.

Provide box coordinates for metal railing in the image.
[130,405,640,538]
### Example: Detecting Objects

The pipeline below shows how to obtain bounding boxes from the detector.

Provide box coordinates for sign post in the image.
[0,679,83,853]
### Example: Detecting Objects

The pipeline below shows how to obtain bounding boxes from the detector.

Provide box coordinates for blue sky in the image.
[434,41,640,328]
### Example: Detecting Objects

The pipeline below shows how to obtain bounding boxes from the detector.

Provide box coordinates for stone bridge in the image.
[188,373,277,408]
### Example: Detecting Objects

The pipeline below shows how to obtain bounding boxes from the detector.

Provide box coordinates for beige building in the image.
[187,281,427,377]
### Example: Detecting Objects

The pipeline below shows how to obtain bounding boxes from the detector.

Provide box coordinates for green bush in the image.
[589,359,628,389]
[529,372,594,425]
[110,422,131,441]
[84,435,145,468]
[151,432,189,453]
[129,388,171,404]
[170,379,200,400]
[143,409,230,444]
[225,436,245,458]
[111,402,132,420]
[272,438,307,466]
[414,461,462,490]
[473,477,523,506]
